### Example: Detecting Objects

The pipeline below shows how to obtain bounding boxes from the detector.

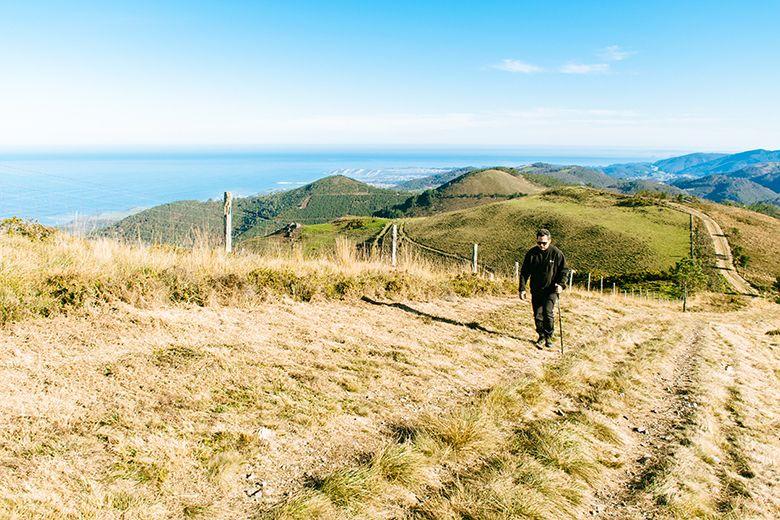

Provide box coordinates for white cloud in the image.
[559,62,610,74]
[599,45,635,62]
[492,59,542,73]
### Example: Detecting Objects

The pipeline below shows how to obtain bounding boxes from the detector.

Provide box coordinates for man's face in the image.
[536,235,551,251]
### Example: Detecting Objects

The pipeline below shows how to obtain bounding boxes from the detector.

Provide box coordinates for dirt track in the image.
[668,203,758,295]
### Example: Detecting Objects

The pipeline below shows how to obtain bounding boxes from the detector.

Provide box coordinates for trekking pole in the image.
[557,295,564,355]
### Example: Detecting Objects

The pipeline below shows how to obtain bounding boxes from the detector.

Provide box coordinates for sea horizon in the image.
[1,147,687,226]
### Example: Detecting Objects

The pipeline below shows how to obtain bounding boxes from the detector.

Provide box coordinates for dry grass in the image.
[0,232,511,324]
[1,230,779,519]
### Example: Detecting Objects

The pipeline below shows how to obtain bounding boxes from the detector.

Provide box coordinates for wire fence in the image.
[2,161,687,306]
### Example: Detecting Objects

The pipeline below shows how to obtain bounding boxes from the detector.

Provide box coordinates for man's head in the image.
[536,229,551,251]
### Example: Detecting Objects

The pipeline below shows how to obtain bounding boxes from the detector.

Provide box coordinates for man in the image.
[519,228,567,349]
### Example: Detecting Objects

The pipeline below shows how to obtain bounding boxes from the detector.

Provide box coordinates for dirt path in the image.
[669,202,758,295]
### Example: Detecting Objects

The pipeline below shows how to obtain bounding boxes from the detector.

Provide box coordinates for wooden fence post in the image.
[472,243,478,275]
[587,273,591,291]
[223,191,233,254]
[568,269,574,288]
[514,261,520,282]
[612,282,616,296]
[600,276,604,293]
[391,224,398,268]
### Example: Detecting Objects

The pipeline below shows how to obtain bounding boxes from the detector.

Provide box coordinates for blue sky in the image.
[1,1,778,150]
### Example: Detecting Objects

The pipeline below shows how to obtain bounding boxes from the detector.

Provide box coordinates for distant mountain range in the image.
[600,149,780,205]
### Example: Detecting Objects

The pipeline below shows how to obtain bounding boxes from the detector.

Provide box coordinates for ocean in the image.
[0,149,667,225]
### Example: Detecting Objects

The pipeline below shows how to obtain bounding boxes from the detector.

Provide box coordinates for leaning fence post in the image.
[391,224,398,268]
[223,191,233,254]
[472,243,478,275]
[568,269,575,288]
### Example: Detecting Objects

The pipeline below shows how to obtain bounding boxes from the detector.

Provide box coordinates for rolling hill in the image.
[239,216,390,256]
[402,187,691,278]
[393,167,475,191]
[654,152,728,173]
[516,163,616,188]
[378,168,543,217]
[672,175,778,204]
[678,149,780,175]
[101,175,410,246]
[727,162,780,191]
[608,179,686,196]
[602,149,780,180]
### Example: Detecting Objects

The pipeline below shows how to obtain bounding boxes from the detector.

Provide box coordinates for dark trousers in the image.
[531,291,558,338]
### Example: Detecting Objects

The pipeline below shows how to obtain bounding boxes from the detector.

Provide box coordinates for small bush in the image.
[0,217,56,241]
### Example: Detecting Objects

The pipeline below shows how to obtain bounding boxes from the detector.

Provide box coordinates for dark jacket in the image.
[519,244,567,294]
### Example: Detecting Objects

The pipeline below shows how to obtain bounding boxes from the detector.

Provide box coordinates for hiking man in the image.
[519,229,567,349]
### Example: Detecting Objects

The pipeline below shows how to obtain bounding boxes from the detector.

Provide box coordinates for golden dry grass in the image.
[0,232,511,324]
[1,231,779,519]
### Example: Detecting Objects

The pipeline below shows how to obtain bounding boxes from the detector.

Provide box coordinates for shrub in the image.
[0,217,56,241]
[670,258,707,298]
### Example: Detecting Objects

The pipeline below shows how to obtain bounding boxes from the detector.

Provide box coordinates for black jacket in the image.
[519,244,567,294]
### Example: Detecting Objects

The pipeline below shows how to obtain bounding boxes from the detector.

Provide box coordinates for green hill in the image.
[673,175,778,204]
[609,179,685,196]
[240,216,390,256]
[378,168,543,217]
[654,152,728,174]
[393,167,475,190]
[727,162,780,191]
[402,187,690,278]
[438,168,542,196]
[516,163,616,188]
[678,149,780,175]
[102,175,409,246]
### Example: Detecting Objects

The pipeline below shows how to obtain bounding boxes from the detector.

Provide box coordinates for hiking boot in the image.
[535,335,545,349]
[545,336,555,349]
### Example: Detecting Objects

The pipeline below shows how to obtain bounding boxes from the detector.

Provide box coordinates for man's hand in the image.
[554,284,563,295]
[519,290,527,301]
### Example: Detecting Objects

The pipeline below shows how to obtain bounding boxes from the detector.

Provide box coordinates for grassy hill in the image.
[727,162,780,191]
[403,187,691,277]
[678,149,780,175]
[673,175,778,204]
[101,175,410,246]
[516,163,616,188]
[609,179,685,196]
[392,167,475,190]
[654,152,728,173]
[240,216,390,257]
[379,168,543,217]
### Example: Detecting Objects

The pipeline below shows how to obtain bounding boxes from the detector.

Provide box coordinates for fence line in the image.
[3,178,687,308]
